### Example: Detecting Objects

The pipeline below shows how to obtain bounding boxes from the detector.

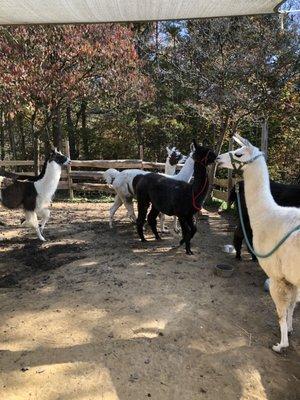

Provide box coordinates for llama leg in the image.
[136,197,149,242]
[287,287,298,334]
[188,217,197,239]
[269,278,295,352]
[185,217,196,254]
[243,222,257,261]
[233,225,243,260]
[247,228,257,261]
[147,206,161,240]
[179,217,193,255]
[109,195,123,228]
[123,197,136,223]
[287,302,296,335]
[39,208,50,233]
[178,218,186,245]
[25,211,46,241]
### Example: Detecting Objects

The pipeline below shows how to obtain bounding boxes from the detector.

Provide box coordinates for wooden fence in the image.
[0,158,235,204]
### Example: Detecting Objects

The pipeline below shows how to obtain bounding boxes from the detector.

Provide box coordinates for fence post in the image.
[65,139,74,200]
[139,144,144,169]
[227,137,234,207]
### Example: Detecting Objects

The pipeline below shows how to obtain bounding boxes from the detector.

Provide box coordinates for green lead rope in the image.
[236,185,300,259]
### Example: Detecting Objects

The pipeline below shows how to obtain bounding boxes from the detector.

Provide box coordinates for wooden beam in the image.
[71,159,143,169]
[58,181,115,193]
[0,160,34,167]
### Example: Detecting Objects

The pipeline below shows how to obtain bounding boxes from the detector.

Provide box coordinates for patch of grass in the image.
[205,197,224,208]
[204,196,236,214]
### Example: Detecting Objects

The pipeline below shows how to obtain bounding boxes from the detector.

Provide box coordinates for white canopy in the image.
[0,0,284,25]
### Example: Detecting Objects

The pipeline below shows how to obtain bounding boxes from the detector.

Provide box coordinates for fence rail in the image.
[0,160,34,167]
[0,158,235,203]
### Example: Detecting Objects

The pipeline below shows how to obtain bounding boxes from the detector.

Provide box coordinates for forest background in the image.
[0,3,299,182]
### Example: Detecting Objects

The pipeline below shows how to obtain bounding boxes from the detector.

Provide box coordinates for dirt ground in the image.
[0,201,299,400]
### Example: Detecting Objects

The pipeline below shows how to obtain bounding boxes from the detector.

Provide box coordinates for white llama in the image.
[217,134,300,352]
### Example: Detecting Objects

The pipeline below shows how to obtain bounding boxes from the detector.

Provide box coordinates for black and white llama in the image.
[0,148,70,241]
[133,140,216,254]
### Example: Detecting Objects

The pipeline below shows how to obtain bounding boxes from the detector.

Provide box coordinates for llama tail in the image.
[103,168,120,186]
[0,175,15,201]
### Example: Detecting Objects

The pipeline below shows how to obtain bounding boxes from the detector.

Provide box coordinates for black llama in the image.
[133,140,217,254]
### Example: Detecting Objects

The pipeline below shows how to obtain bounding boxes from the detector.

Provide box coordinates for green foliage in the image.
[0,16,298,183]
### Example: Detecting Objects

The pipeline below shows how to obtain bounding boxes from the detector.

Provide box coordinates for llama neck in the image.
[164,158,176,176]
[191,162,209,208]
[176,155,194,182]
[243,157,278,226]
[192,162,208,191]
[34,161,62,199]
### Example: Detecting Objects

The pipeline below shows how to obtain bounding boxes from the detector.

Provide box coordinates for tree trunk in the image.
[136,104,143,157]
[206,115,230,200]
[7,115,17,159]
[66,105,78,159]
[17,113,26,159]
[52,106,63,150]
[81,100,89,159]
[0,108,5,160]
[31,112,40,175]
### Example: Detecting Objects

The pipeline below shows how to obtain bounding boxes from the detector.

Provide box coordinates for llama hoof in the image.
[141,238,148,243]
[155,236,162,241]
[186,250,194,255]
[235,255,242,261]
[272,343,288,353]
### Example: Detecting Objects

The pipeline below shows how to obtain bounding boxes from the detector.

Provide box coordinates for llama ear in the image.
[234,133,252,147]
[233,134,245,147]
[190,142,195,152]
[242,137,253,147]
[166,146,171,155]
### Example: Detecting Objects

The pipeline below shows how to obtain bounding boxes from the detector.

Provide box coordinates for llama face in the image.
[192,140,217,165]
[166,147,184,166]
[169,149,183,166]
[216,135,261,170]
[49,149,71,166]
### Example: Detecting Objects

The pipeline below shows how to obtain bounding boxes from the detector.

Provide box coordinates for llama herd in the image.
[0,136,299,353]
